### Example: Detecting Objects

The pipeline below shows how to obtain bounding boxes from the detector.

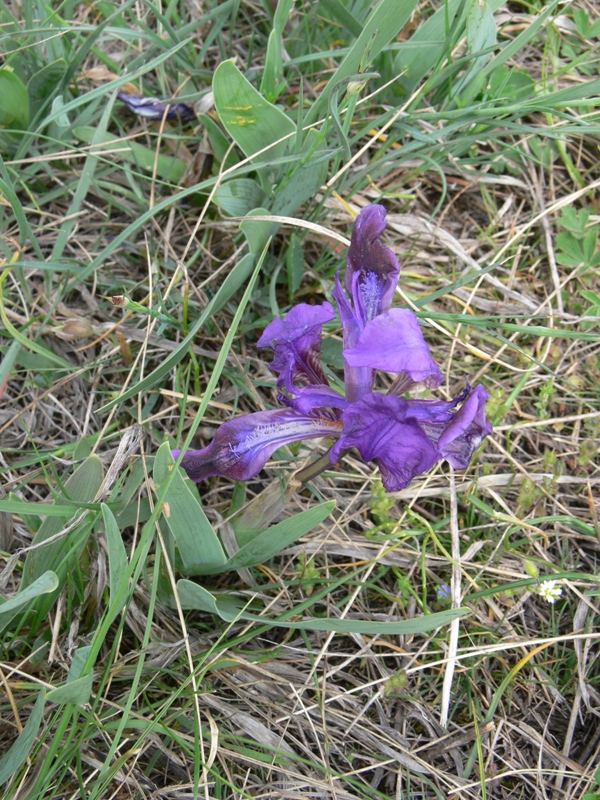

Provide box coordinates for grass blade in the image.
[0,690,45,786]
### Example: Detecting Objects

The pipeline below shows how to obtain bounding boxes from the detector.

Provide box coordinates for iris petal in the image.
[438,384,493,468]
[118,92,195,122]
[330,394,440,491]
[281,385,349,415]
[343,308,443,388]
[258,302,336,393]
[175,408,343,483]
[345,205,401,322]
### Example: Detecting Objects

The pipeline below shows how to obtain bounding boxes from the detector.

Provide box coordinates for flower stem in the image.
[296,451,335,484]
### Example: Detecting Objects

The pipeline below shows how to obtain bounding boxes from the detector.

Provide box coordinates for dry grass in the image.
[1,0,600,798]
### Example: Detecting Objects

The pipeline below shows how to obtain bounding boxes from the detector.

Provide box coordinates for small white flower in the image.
[538,580,563,604]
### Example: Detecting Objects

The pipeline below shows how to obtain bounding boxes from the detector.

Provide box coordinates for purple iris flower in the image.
[118,92,196,123]
[175,205,492,491]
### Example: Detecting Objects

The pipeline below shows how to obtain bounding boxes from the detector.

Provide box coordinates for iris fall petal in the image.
[174,408,343,483]
[438,385,493,468]
[330,394,440,491]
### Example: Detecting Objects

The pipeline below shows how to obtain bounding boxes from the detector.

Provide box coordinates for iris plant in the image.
[175,205,492,491]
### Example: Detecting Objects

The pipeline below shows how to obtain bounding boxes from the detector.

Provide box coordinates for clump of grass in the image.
[1,1,599,798]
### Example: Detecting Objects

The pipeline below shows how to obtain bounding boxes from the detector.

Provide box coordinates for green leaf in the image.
[47,644,94,705]
[319,0,363,37]
[22,456,104,591]
[219,501,335,572]
[154,444,227,575]
[466,0,497,61]
[47,673,93,705]
[260,0,294,101]
[177,580,470,633]
[455,0,497,99]
[305,0,420,125]
[69,644,93,681]
[524,78,600,110]
[27,59,67,115]
[0,339,20,403]
[0,67,29,129]
[209,251,257,312]
[261,32,284,104]
[199,112,239,168]
[556,233,584,265]
[102,504,128,607]
[73,127,187,183]
[286,232,304,300]
[240,208,278,256]
[582,230,598,265]
[488,68,535,105]
[231,480,288,546]
[581,290,600,305]
[0,498,81,517]
[0,159,43,255]
[213,59,296,161]
[0,571,59,619]
[73,435,94,461]
[394,0,463,93]
[50,95,70,128]
[0,690,45,785]
[271,133,332,216]
[558,206,589,236]
[213,178,266,217]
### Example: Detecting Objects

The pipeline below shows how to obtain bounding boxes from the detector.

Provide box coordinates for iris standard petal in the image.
[330,394,440,491]
[343,308,444,388]
[118,92,196,122]
[333,273,361,347]
[438,384,492,468]
[345,205,401,321]
[257,302,336,392]
[175,408,343,483]
[333,273,375,401]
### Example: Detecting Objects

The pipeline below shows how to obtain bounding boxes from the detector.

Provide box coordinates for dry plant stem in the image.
[440,470,461,729]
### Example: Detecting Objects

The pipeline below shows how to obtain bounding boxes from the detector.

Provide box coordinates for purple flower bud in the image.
[333,273,372,401]
[118,92,196,122]
[345,205,401,323]
[335,205,402,401]
[174,408,343,483]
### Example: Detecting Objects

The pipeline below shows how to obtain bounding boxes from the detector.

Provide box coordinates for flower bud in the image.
[53,317,96,341]
[523,560,539,579]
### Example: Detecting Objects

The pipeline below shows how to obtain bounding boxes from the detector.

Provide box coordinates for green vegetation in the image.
[0,0,599,797]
